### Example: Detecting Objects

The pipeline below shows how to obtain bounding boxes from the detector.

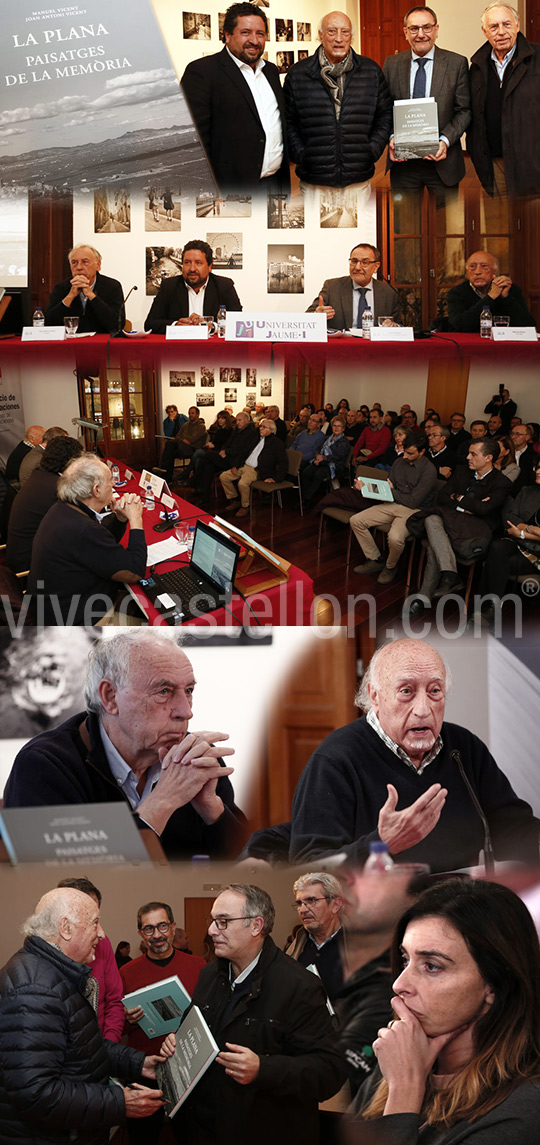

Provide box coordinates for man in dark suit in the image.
[446,250,535,332]
[383,7,470,201]
[181,3,289,194]
[307,243,402,330]
[44,245,125,335]
[511,423,537,490]
[145,240,242,334]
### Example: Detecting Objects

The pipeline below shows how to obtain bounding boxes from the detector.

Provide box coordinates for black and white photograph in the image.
[0,629,98,740]
[93,188,130,234]
[260,378,273,396]
[320,188,358,229]
[223,387,238,403]
[245,392,256,409]
[276,50,294,74]
[145,188,181,231]
[196,392,215,406]
[170,370,196,388]
[183,12,212,39]
[145,247,182,295]
[298,50,309,60]
[275,18,293,41]
[267,194,305,229]
[246,368,257,388]
[267,244,304,294]
[196,193,252,218]
[206,232,243,269]
[200,366,215,387]
[297,21,311,40]
[220,367,241,386]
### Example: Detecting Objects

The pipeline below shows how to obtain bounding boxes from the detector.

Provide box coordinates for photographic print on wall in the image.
[146,247,182,295]
[267,245,304,294]
[94,187,130,233]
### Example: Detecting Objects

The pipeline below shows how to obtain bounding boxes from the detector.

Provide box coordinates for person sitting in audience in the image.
[27,454,147,625]
[446,250,535,332]
[345,409,363,449]
[375,425,407,472]
[445,411,471,454]
[163,404,187,439]
[5,435,83,573]
[194,410,259,508]
[45,245,125,335]
[475,458,540,626]
[400,410,418,431]
[511,422,537,488]
[527,422,540,450]
[350,878,540,1142]
[493,435,520,482]
[426,424,456,479]
[159,405,207,484]
[487,413,503,437]
[289,413,325,470]
[265,404,288,442]
[404,438,512,619]
[220,417,288,518]
[18,426,68,486]
[301,415,350,507]
[455,419,488,463]
[383,410,399,431]
[288,407,311,440]
[352,409,392,464]
[177,410,235,489]
[5,426,45,483]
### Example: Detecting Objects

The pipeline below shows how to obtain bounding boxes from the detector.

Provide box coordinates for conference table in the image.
[114,462,314,626]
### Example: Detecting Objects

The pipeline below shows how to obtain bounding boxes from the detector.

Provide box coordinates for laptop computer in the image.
[139,519,241,624]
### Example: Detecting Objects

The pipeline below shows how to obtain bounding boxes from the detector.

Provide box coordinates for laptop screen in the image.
[190,520,240,595]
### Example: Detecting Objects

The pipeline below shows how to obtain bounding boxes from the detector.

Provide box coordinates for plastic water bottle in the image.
[32,308,45,327]
[364,841,395,874]
[145,483,155,511]
[111,464,120,486]
[480,306,492,339]
[362,308,374,339]
[217,305,227,339]
[186,525,195,552]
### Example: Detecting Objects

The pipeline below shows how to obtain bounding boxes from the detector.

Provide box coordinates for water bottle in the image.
[217,305,227,339]
[364,840,395,875]
[145,483,155,511]
[32,308,45,327]
[362,307,374,339]
[111,464,120,486]
[480,306,492,339]
[186,525,195,552]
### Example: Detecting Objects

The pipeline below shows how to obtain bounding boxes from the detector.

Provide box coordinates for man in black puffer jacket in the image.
[0,888,171,1144]
[284,11,392,189]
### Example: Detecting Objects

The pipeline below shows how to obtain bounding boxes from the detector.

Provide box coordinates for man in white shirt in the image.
[181,3,289,194]
[144,240,242,335]
[307,243,402,330]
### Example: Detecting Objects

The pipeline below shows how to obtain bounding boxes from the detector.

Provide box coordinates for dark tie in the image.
[413,58,427,98]
[355,288,367,327]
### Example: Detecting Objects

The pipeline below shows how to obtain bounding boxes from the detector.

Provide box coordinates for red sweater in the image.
[120,949,205,1053]
[352,424,391,461]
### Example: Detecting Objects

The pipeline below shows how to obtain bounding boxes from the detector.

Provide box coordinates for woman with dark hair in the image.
[115,941,132,968]
[494,435,520,483]
[177,409,235,488]
[352,878,540,1142]
[527,422,540,450]
[384,410,399,431]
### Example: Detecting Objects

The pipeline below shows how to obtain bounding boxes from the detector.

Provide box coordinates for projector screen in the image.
[0,194,28,288]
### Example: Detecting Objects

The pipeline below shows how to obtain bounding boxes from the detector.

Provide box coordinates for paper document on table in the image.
[147,537,186,566]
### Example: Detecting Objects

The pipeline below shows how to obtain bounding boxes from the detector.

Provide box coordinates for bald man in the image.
[290,638,540,870]
[446,250,535,332]
[5,425,45,483]
[0,888,173,1143]
[284,10,391,191]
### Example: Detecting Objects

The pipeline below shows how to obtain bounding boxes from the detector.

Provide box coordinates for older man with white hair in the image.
[26,453,146,625]
[290,637,540,870]
[0,887,174,1143]
[4,630,246,859]
[286,871,344,1001]
[446,250,535,332]
[468,3,540,196]
[45,243,125,334]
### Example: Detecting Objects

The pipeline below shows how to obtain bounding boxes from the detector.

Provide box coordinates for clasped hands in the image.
[139,730,235,832]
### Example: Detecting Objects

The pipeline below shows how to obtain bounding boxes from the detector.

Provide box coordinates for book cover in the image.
[357,476,394,502]
[0,802,149,864]
[156,1004,220,1116]
[393,97,439,160]
[122,974,192,1038]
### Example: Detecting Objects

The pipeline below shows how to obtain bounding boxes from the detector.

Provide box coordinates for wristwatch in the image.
[520,529,525,540]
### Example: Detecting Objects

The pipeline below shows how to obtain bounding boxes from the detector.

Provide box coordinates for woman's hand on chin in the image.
[374,996,470,1116]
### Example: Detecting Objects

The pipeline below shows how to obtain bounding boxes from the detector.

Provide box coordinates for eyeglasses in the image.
[406,23,437,34]
[349,258,378,268]
[206,915,257,930]
[139,921,172,937]
[294,896,330,909]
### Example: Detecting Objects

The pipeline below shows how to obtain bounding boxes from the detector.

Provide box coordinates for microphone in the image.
[124,285,138,304]
[451,750,494,875]
[153,502,177,533]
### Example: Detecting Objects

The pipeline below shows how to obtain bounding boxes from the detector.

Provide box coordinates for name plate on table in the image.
[140,469,165,498]
[166,324,208,340]
[370,327,415,342]
[225,312,327,342]
[21,326,64,341]
[0,803,149,865]
[491,327,538,342]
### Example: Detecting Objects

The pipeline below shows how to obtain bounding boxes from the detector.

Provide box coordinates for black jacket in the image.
[5,467,59,573]
[252,434,288,482]
[436,464,513,532]
[334,951,393,1096]
[4,710,247,861]
[145,272,242,333]
[181,48,290,194]
[178,936,346,1145]
[223,422,260,468]
[468,32,540,196]
[44,272,125,335]
[446,279,535,333]
[284,48,392,186]
[0,935,144,1145]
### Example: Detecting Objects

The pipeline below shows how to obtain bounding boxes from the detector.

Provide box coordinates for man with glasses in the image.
[426,424,455,479]
[383,7,471,201]
[307,243,402,330]
[176,883,345,1145]
[121,901,205,1144]
[286,872,344,1002]
[446,250,536,333]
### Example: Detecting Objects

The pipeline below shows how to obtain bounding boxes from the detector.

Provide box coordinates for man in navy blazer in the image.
[181,3,289,194]
[383,6,470,197]
[145,240,242,334]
